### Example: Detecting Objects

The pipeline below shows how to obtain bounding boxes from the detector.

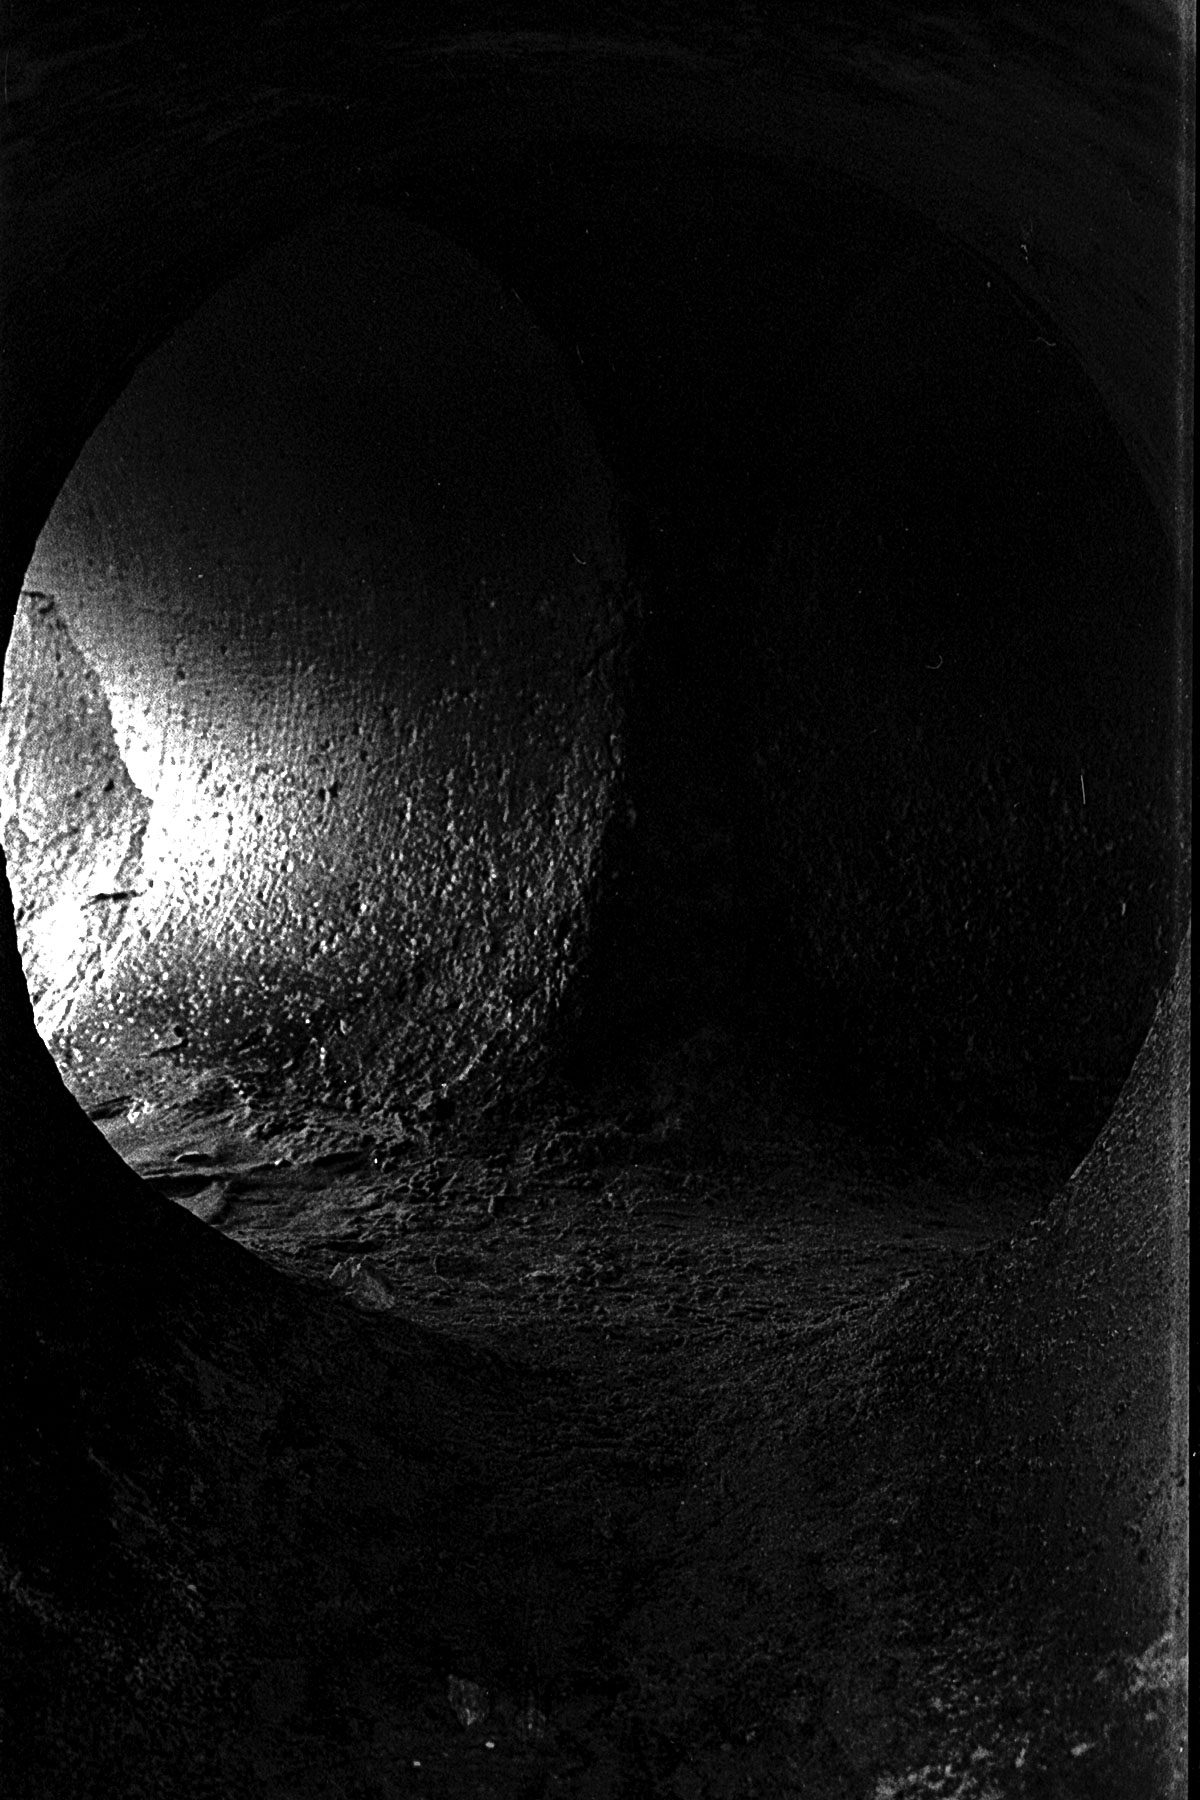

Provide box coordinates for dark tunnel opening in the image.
[2,159,1182,1180]
[435,142,1183,1170]
[0,10,1189,1799]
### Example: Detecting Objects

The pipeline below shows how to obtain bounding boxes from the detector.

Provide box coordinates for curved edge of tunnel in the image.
[1,164,1187,1176]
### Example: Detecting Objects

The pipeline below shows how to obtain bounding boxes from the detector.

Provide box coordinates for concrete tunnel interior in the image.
[0,9,1190,1799]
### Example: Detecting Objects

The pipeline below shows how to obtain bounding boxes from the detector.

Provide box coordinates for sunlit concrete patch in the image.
[9,208,628,1118]
[0,590,150,1041]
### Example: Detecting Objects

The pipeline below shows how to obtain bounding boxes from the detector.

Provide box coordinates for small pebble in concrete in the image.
[447,1677,489,1728]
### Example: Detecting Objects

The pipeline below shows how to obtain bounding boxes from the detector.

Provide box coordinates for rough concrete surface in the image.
[0,5,1189,1797]
[6,208,627,1115]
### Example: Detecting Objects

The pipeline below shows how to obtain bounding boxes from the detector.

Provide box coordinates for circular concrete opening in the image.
[1,170,1182,1179]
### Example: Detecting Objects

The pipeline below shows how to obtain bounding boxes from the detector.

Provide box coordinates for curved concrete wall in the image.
[6,152,1177,1151]
[363,145,1180,1148]
[2,208,626,1115]
[0,6,1189,1796]
[2,11,1188,1150]
[753,233,1180,1136]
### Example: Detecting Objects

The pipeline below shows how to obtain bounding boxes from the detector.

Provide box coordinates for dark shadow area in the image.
[376,141,1182,1172]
